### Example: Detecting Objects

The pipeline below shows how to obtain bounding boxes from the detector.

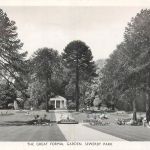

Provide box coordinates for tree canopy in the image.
[30,47,62,111]
[100,9,150,121]
[63,40,96,111]
[0,8,27,106]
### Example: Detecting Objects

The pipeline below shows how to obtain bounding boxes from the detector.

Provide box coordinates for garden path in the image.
[54,110,125,141]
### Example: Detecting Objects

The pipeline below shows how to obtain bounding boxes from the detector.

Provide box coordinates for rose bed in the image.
[57,119,78,124]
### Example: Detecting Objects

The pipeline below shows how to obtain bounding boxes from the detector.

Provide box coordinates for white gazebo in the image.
[50,96,67,109]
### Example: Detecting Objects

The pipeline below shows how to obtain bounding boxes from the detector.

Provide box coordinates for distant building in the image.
[50,96,67,109]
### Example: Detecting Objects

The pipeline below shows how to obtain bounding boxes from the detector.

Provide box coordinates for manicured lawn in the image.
[0,125,66,141]
[85,124,150,141]
[71,111,150,141]
[0,110,66,141]
[1,109,150,141]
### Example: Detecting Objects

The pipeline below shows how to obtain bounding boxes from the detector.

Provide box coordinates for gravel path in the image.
[54,111,125,141]
[58,123,125,141]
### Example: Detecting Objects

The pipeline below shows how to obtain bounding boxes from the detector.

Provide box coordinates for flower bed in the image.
[27,114,53,126]
[57,114,78,124]
[27,119,52,126]
[89,121,110,126]
[57,118,78,124]
[83,113,110,126]
[83,119,110,126]
[116,117,143,126]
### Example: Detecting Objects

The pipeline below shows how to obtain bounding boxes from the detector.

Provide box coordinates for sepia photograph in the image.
[0,0,150,146]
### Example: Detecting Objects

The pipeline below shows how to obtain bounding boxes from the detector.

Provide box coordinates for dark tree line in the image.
[28,41,96,112]
[0,8,97,111]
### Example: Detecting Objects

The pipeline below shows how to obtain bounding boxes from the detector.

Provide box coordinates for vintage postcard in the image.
[0,0,150,150]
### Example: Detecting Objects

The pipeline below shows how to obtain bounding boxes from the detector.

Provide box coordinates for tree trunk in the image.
[75,54,79,112]
[45,93,49,112]
[145,72,150,123]
[132,98,137,121]
[45,76,50,112]
[112,104,115,111]
[145,92,150,123]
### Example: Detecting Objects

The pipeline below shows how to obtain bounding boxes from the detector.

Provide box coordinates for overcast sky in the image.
[1,6,147,60]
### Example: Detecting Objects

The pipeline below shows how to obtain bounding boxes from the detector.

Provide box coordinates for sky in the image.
[1,6,148,60]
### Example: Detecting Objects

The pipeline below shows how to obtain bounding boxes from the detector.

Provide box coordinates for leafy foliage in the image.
[29,48,63,111]
[100,9,150,120]
[0,80,16,108]
[0,8,28,106]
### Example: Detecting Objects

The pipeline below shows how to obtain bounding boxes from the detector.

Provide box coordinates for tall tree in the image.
[0,8,27,103]
[123,9,150,121]
[100,9,150,121]
[63,40,96,111]
[30,48,61,112]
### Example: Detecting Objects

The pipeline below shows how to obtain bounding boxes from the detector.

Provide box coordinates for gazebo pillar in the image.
[64,100,67,108]
[55,100,56,109]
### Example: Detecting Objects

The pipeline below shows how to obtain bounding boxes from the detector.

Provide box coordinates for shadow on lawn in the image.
[0,120,57,126]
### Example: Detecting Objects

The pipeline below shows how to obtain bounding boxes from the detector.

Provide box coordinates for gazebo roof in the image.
[50,96,66,101]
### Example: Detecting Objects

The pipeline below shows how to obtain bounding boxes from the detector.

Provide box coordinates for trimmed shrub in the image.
[49,104,55,110]
[39,103,46,110]
[67,102,76,110]
[24,101,31,110]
